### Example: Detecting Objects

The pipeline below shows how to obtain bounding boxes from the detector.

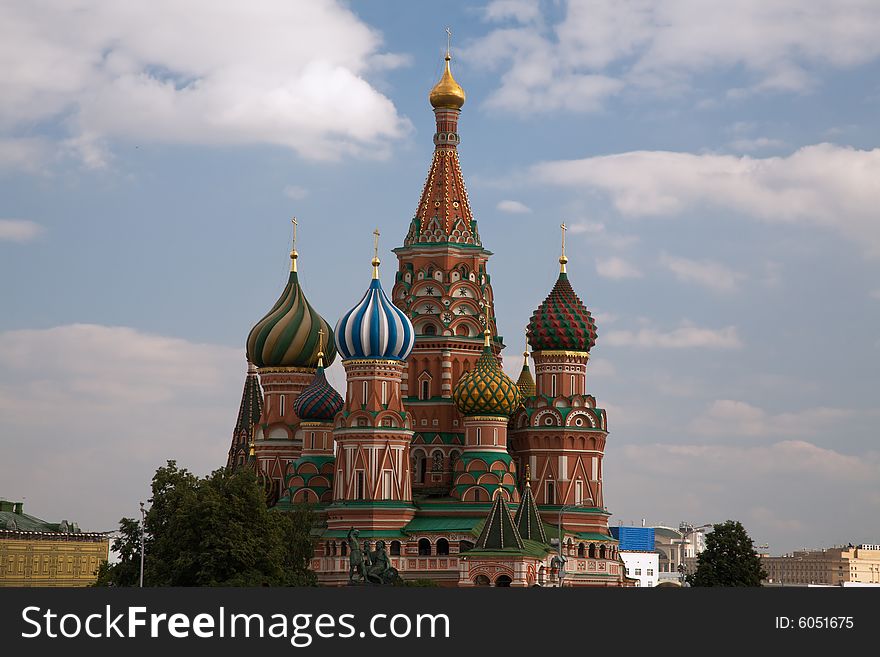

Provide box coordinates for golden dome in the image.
[429,55,466,110]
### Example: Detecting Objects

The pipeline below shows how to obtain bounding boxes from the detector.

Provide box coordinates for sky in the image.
[1,0,878,555]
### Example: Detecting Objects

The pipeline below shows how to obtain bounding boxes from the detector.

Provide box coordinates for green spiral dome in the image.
[247,271,337,369]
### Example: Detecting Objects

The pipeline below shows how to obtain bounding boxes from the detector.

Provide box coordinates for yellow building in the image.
[0,500,109,587]
[761,544,880,586]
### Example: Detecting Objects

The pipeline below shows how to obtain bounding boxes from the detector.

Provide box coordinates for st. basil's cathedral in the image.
[226,47,630,587]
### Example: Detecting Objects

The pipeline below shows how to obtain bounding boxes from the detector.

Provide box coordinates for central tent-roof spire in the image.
[404,29,479,248]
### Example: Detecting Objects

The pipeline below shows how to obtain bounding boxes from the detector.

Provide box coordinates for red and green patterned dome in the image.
[452,345,521,417]
[292,363,343,422]
[527,272,597,353]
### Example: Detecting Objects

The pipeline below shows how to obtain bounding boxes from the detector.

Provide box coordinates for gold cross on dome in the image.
[373,228,380,259]
[446,27,452,56]
[292,217,298,248]
[561,222,566,256]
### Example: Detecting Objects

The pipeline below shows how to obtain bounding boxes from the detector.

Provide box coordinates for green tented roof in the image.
[463,539,551,559]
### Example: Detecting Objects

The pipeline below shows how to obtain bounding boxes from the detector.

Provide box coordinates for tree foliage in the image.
[686,520,767,587]
[93,517,141,586]
[96,461,317,586]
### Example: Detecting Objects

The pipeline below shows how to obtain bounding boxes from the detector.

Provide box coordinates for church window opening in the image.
[420,380,430,400]
[279,394,285,416]
[362,381,368,405]
[551,375,557,397]
[390,541,401,556]
[575,479,584,505]
[356,471,365,499]
[437,538,450,556]
[382,470,393,499]
[546,480,556,505]
[381,381,388,405]
[418,539,432,556]
[424,324,437,335]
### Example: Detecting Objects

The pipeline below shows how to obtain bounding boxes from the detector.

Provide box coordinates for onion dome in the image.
[246,236,337,369]
[453,331,521,417]
[429,53,466,110]
[335,233,415,361]
[516,346,536,399]
[292,344,343,422]
[527,272,597,353]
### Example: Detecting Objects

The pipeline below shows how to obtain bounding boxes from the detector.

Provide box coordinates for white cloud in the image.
[691,399,853,438]
[567,221,605,234]
[484,0,541,24]
[0,219,44,242]
[497,199,532,214]
[870,289,880,300]
[604,323,742,348]
[0,324,244,532]
[532,143,880,256]
[728,137,786,152]
[0,138,51,172]
[596,256,642,279]
[471,0,880,112]
[0,1,409,168]
[659,252,744,292]
[283,185,309,201]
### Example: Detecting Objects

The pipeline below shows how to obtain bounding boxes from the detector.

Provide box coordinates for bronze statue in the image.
[345,530,401,585]
[346,528,367,583]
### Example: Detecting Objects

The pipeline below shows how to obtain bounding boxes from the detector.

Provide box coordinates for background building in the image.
[0,500,109,587]
[762,544,880,586]
[611,526,658,587]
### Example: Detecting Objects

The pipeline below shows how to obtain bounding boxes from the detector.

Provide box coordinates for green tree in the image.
[686,520,767,587]
[93,517,142,586]
[104,461,318,586]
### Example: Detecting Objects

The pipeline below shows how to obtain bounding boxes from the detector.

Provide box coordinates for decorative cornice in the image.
[532,350,590,359]
[258,366,315,375]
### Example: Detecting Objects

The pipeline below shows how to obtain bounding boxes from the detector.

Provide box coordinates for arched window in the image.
[474,574,491,586]
[578,543,585,557]
[589,543,596,559]
[600,544,607,559]
[331,542,338,556]
[420,380,430,400]
[437,538,450,556]
[424,324,437,336]
[390,541,401,556]
[418,538,432,556]
[495,575,512,587]
[341,542,348,556]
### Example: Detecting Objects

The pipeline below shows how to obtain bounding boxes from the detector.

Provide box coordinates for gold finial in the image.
[429,29,466,110]
[317,328,325,368]
[559,222,568,273]
[372,228,381,279]
[493,483,504,500]
[483,298,491,348]
[290,217,299,272]
[525,463,532,487]
[249,422,257,457]
[523,328,530,360]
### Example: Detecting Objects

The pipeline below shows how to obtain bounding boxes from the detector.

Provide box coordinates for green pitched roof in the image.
[514,483,547,544]
[475,493,524,550]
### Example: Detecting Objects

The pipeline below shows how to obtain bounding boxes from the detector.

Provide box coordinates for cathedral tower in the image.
[510,226,610,541]
[245,220,337,503]
[392,46,500,496]
[325,233,417,534]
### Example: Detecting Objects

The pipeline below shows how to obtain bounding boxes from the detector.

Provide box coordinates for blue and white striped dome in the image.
[335,278,415,361]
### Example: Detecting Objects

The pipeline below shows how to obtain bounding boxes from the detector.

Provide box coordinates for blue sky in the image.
[1,0,878,554]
